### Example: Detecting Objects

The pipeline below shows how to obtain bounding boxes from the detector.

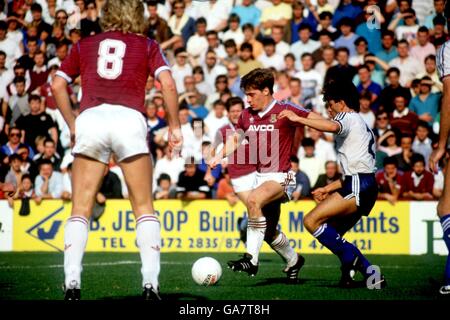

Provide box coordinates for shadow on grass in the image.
[98,293,209,301]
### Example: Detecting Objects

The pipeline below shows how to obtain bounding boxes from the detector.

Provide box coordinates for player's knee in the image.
[246,195,261,218]
[437,201,450,218]
[303,214,317,233]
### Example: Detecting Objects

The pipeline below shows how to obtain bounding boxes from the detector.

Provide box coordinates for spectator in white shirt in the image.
[294,53,323,100]
[0,21,22,70]
[204,100,229,142]
[258,38,285,71]
[222,14,245,47]
[187,17,208,63]
[315,46,337,80]
[359,91,376,129]
[388,40,424,87]
[202,49,227,91]
[290,24,320,69]
[409,26,436,66]
[271,25,290,56]
[172,47,193,93]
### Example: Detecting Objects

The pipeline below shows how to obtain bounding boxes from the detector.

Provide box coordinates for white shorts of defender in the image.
[254,171,297,202]
[72,104,149,164]
[231,171,257,193]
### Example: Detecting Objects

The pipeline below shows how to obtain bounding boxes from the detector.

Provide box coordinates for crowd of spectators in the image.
[0,0,447,207]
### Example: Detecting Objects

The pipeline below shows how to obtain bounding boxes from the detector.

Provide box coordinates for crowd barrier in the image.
[0,200,446,255]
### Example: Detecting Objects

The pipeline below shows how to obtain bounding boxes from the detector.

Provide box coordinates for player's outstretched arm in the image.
[430,77,450,173]
[52,76,76,145]
[278,110,340,133]
[159,70,183,154]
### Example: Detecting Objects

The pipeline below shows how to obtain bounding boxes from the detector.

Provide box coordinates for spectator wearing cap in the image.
[388,40,424,88]
[168,0,195,45]
[376,156,404,205]
[390,94,419,137]
[401,154,434,201]
[410,27,436,66]
[334,18,358,57]
[0,20,23,70]
[290,24,320,65]
[288,1,317,44]
[260,0,293,37]
[176,156,211,200]
[258,38,285,71]
[355,6,383,54]
[222,14,245,47]
[172,47,193,93]
[237,42,263,77]
[409,76,441,125]
[417,55,442,93]
[34,159,63,199]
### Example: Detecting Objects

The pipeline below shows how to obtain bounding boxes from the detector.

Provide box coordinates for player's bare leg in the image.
[246,181,285,264]
[64,155,107,299]
[118,153,161,300]
[437,158,450,294]
[304,193,384,288]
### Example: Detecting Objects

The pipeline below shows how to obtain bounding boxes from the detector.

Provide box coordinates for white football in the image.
[191,257,222,286]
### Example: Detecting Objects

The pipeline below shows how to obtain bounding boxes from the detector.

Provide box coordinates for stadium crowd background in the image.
[0,0,446,209]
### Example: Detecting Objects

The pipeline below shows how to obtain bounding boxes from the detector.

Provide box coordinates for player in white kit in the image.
[278,79,386,289]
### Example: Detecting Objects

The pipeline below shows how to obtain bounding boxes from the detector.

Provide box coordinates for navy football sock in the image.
[314,223,371,273]
[440,215,450,286]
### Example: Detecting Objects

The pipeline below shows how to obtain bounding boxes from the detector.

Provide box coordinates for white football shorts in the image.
[73,104,149,164]
[254,171,297,202]
[230,171,257,193]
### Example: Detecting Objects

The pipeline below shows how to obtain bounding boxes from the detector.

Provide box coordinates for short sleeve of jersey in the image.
[437,41,450,80]
[333,113,351,136]
[147,40,171,81]
[284,101,309,126]
[57,43,80,83]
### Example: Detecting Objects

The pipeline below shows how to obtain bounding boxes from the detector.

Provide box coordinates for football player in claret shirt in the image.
[278,79,386,289]
[211,96,304,283]
[52,0,182,300]
[210,68,321,276]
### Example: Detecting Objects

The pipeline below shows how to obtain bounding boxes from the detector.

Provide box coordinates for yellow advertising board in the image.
[13,200,409,254]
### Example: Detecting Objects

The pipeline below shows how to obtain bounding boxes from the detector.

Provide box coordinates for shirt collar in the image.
[258,99,277,118]
[393,108,409,118]
[33,65,47,73]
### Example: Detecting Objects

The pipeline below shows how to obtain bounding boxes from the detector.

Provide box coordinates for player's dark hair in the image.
[240,68,274,95]
[225,96,244,112]
[383,156,398,167]
[322,79,360,112]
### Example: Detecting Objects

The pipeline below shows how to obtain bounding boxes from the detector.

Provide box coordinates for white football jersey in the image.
[333,112,377,176]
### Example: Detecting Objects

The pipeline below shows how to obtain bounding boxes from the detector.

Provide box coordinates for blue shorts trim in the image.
[337,173,378,216]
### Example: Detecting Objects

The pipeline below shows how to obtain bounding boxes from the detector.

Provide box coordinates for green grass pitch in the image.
[0,252,447,300]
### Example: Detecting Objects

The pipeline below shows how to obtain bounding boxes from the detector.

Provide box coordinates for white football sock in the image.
[136,214,161,289]
[64,215,89,289]
[246,217,267,265]
[270,232,298,268]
